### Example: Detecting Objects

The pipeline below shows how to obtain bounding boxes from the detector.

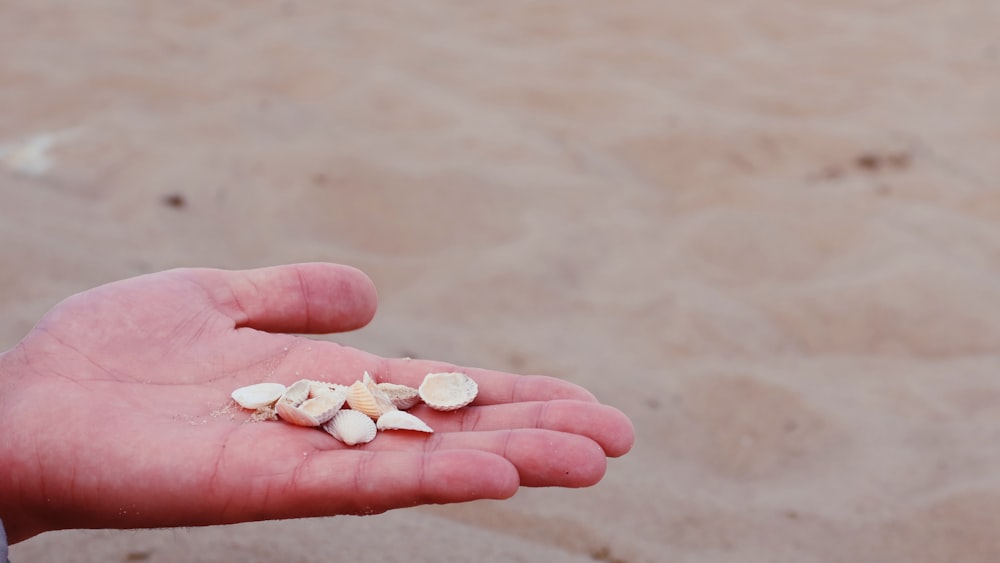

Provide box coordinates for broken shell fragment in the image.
[231,382,286,410]
[376,382,421,410]
[376,410,433,433]
[419,372,478,411]
[323,409,377,446]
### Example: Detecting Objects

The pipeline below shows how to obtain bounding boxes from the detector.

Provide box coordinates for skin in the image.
[0,263,635,544]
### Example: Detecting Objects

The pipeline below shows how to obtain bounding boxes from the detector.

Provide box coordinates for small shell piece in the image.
[376,410,433,433]
[231,382,286,410]
[419,372,478,411]
[376,382,421,410]
[323,409,377,446]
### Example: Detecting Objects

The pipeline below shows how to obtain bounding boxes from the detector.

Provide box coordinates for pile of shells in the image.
[230,371,478,446]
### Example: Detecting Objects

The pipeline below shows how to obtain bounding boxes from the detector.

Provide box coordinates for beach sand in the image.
[4,1,1000,561]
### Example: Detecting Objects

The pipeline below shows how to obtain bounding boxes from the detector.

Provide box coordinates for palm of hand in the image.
[0,264,633,543]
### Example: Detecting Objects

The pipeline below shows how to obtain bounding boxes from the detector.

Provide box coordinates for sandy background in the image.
[4,1,1000,561]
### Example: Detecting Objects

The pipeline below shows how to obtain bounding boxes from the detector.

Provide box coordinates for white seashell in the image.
[323,409,377,446]
[376,383,421,410]
[276,400,320,426]
[300,388,347,424]
[419,372,478,411]
[308,380,349,398]
[279,379,312,407]
[277,387,348,427]
[376,410,433,433]
[231,382,286,410]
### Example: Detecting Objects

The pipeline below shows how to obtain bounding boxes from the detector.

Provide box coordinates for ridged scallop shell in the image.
[376,383,421,410]
[302,388,347,422]
[323,409,377,446]
[231,382,286,410]
[418,372,478,411]
[279,379,312,407]
[347,372,397,419]
[276,400,317,426]
[276,388,346,426]
[376,410,433,433]
[346,380,380,418]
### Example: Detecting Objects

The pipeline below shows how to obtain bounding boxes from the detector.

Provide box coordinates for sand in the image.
[4,1,1000,561]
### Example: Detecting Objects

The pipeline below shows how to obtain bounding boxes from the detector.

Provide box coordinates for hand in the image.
[0,263,634,543]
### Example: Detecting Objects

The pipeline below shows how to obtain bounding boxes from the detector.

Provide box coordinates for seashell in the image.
[308,380,348,398]
[279,379,312,407]
[301,388,348,423]
[346,380,380,418]
[275,400,320,426]
[231,382,286,410]
[277,387,348,427]
[376,382,421,410]
[323,409,377,446]
[347,373,397,419]
[376,410,433,433]
[419,372,478,411]
[364,372,398,413]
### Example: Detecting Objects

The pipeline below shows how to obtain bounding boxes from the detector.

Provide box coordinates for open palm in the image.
[0,263,634,543]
